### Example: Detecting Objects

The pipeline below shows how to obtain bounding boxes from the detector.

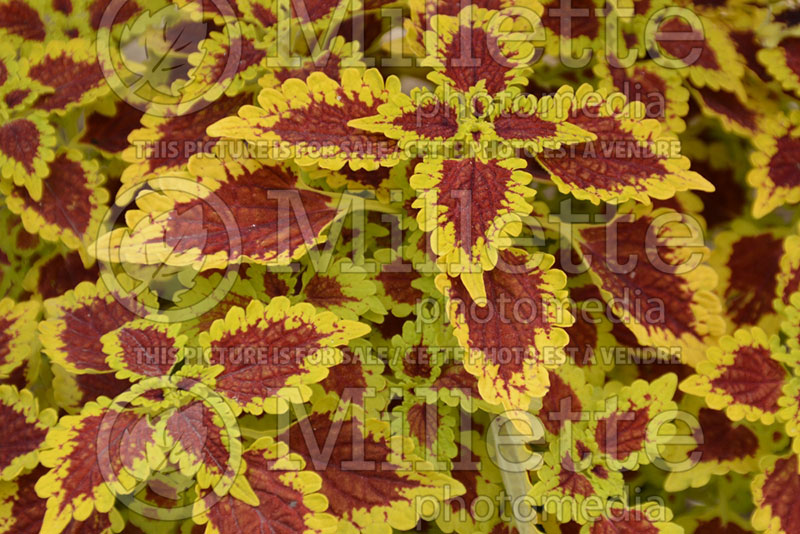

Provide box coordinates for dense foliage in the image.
[1,0,800,533]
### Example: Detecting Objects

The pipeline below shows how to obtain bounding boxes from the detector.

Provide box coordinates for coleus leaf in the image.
[0,298,39,381]
[51,364,132,413]
[751,454,800,534]
[27,38,109,113]
[689,82,775,139]
[96,155,341,271]
[589,374,678,469]
[120,93,254,194]
[775,223,800,309]
[0,112,56,201]
[388,317,454,388]
[436,248,573,419]
[0,466,126,534]
[24,249,99,301]
[413,5,538,96]
[406,0,538,28]
[102,320,187,381]
[584,502,681,534]
[664,396,772,492]
[157,396,241,490]
[709,220,788,333]
[257,36,363,90]
[192,436,333,534]
[294,258,385,320]
[539,0,602,57]
[368,245,432,319]
[80,100,145,157]
[651,13,745,95]
[39,280,151,374]
[747,110,800,218]
[537,364,594,437]
[197,297,370,415]
[0,150,109,255]
[778,374,800,456]
[429,359,487,413]
[207,68,400,171]
[36,401,160,534]
[437,428,507,534]
[536,84,713,205]
[0,385,57,480]
[391,394,458,464]
[280,413,465,533]
[0,0,46,42]
[593,54,690,134]
[574,203,725,367]
[413,157,536,293]
[351,83,591,157]
[758,36,800,99]
[183,23,268,102]
[681,327,788,425]
[308,338,387,421]
[531,421,624,524]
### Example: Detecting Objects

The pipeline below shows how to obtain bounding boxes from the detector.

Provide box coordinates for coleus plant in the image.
[1,0,800,533]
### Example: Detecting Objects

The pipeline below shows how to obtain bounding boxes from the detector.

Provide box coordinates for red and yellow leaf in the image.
[198,297,370,414]
[0,466,126,534]
[0,385,57,480]
[0,298,39,381]
[208,68,400,171]
[413,157,535,284]
[574,203,725,367]
[758,36,800,99]
[415,5,538,96]
[751,454,800,534]
[0,112,56,201]
[436,248,573,420]
[36,401,160,534]
[40,280,151,374]
[589,375,679,469]
[102,320,187,381]
[536,84,713,205]
[0,150,108,255]
[709,220,789,333]
[651,13,745,95]
[681,327,789,425]
[192,436,333,534]
[748,110,800,218]
[27,38,108,113]
[120,93,255,193]
[97,155,341,271]
[308,338,387,421]
[280,413,464,533]
[594,54,690,134]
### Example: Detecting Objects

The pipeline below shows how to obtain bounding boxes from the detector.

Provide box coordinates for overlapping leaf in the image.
[197,297,370,414]
[280,414,464,533]
[0,112,56,201]
[681,327,789,425]
[96,155,342,271]
[120,93,255,193]
[0,298,39,381]
[39,280,149,374]
[751,454,800,534]
[36,401,160,534]
[748,110,800,218]
[574,203,725,367]
[536,84,713,205]
[0,150,108,255]
[208,68,400,170]
[0,385,56,480]
[436,248,573,419]
[193,437,333,534]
